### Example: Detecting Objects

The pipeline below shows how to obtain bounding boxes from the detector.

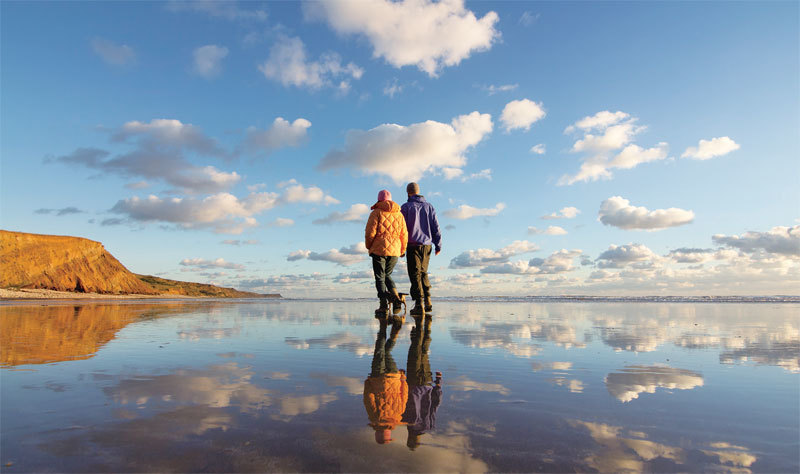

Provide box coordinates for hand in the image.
[435,249,441,256]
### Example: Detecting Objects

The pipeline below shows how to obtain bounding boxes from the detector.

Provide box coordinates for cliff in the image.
[0,230,278,298]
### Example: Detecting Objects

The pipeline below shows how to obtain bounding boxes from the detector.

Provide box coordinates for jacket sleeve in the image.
[400,214,408,255]
[365,210,378,253]
[429,205,442,252]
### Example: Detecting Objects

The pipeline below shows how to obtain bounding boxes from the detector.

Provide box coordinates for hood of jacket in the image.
[371,200,401,212]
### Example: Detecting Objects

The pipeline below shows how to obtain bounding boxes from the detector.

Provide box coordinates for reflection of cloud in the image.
[531,361,572,371]
[547,377,584,393]
[572,420,759,473]
[449,376,510,395]
[310,373,363,395]
[105,362,271,412]
[273,393,337,419]
[285,332,372,356]
[605,365,704,402]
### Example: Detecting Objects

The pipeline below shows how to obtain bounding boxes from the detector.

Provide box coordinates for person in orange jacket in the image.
[365,189,408,316]
[363,316,408,444]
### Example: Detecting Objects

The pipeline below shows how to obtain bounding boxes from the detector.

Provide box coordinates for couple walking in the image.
[364,182,442,316]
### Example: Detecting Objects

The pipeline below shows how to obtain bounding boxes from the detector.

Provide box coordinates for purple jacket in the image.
[400,195,442,252]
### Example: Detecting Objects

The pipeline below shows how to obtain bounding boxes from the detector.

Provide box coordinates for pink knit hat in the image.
[377,189,392,202]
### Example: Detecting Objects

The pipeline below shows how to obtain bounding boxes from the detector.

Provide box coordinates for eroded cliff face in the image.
[0,230,158,294]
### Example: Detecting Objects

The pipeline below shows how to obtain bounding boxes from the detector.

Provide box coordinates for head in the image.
[375,429,393,444]
[377,189,392,202]
[406,182,420,196]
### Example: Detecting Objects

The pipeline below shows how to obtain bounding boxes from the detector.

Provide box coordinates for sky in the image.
[1,0,798,297]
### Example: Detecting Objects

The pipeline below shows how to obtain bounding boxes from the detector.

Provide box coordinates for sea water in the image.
[1,300,797,472]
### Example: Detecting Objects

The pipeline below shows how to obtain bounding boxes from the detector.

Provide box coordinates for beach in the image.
[1,299,797,472]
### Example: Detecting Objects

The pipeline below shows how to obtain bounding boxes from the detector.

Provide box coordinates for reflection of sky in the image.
[1,301,798,472]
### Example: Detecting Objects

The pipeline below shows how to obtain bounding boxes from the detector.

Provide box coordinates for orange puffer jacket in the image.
[365,200,408,257]
[363,372,409,428]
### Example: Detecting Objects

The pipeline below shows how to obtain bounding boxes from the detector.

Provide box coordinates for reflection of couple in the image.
[363,315,442,448]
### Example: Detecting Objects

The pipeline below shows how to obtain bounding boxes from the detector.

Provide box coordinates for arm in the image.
[400,214,408,256]
[430,206,442,254]
[365,211,378,252]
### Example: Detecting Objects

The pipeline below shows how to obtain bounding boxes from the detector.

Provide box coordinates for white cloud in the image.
[681,136,740,160]
[34,207,84,216]
[665,248,715,263]
[180,258,245,270]
[268,217,294,227]
[312,203,370,225]
[193,45,228,78]
[112,118,228,156]
[485,83,518,95]
[481,249,582,275]
[245,117,311,155]
[596,243,660,269]
[110,180,336,233]
[91,38,135,66]
[713,225,800,257]
[383,78,403,98]
[528,225,567,235]
[518,11,540,27]
[449,240,538,268]
[444,202,505,220]
[560,111,668,185]
[318,111,493,184]
[598,196,695,231]
[305,0,499,76]
[500,99,546,132]
[258,35,362,89]
[287,242,367,266]
[461,168,492,182]
[530,143,546,155]
[166,0,267,21]
[221,239,260,246]
[541,206,580,220]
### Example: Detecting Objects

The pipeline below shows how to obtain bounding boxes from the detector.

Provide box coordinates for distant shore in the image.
[0,288,278,301]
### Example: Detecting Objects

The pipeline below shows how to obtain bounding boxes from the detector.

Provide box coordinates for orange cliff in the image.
[0,230,158,294]
[0,230,279,297]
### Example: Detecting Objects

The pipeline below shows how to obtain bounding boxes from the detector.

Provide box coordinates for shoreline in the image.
[0,288,278,302]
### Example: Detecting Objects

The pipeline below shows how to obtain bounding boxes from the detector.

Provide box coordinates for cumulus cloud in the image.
[461,168,492,182]
[245,117,311,155]
[519,11,540,26]
[91,37,135,66]
[287,242,367,266]
[180,258,245,270]
[319,111,493,184]
[500,99,546,132]
[305,0,499,76]
[713,225,800,257]
[530,143,546,155]
[665,248,715,263]
[332,270,373,283]
[193,45,228,78]
[528,225,567,235]
[605,365,704,402]
[482,249,582,275]
[34,207,84,216]
[596,243,660,269]
[110,181,336,233]
[449,240,539,268]
[268,217,294,227]
[598,196,694,231]
[444,202,505,220]
[681,136,740,160]
[541,206,580,220]
[559,111,668,185]
[166,0,267,21]
[313,203,370,225]
[258,35,362,90]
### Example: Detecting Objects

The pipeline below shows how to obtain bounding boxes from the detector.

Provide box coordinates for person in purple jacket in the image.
[400,182,442,315]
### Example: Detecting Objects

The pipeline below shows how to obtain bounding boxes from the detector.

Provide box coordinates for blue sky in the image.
[1,0,798,297]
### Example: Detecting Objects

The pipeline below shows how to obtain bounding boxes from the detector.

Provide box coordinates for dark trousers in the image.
[406,244,431,301]
[372,255,398,298]
[371,320,400,376]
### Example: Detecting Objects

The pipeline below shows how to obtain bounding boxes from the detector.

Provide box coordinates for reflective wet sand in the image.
[1,301,797,472]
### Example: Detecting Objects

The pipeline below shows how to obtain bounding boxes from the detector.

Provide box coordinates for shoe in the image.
[374,295,389,317]
[410,300,424,315]
[424,296,433,312]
